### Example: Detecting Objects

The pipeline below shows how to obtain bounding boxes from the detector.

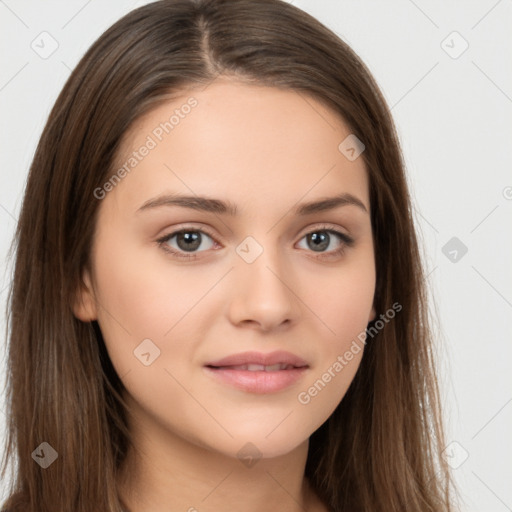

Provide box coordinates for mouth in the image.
[203,351,309,393]
[206,363,303,371]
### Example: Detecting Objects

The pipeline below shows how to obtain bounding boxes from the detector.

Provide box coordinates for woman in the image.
[1,0,456,510]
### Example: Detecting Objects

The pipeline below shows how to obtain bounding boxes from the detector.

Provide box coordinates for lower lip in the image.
[203,366,308,393]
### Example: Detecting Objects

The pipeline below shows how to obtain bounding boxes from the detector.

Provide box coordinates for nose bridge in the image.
[236,233,289,294]
[228,232,299,329]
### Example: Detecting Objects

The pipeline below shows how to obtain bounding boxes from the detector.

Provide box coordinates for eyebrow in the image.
[137,192,368,216]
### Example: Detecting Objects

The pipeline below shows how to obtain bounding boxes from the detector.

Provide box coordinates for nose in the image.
[227,243,300,332]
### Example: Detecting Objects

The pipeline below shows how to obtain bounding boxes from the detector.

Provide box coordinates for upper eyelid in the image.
[159,224,218,243]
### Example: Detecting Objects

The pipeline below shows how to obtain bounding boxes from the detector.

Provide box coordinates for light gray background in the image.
[1,1,511,510]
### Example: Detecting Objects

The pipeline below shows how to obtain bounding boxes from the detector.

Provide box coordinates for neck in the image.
[116,412,320,512]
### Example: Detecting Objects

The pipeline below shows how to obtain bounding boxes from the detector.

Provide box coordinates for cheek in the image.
[90,232,172,377]
[294,283,370,435]
[92,231,204,338]
[91,231,226,381]
[298,253,375,408]
[310,255,376,346]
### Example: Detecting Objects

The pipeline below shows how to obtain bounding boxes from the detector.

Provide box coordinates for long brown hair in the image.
[1,0,456,510]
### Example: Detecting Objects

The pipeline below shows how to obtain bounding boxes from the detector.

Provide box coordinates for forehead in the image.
[108,79,370,216]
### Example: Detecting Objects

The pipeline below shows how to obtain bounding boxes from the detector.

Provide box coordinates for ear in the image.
[72,269,98,322]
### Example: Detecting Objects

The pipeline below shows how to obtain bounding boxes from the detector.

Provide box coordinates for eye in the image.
[156,224,354,261]
[156,227,218,260]
[296,225,354,260]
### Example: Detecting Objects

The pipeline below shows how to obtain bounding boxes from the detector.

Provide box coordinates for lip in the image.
[203,350,309,394]
[204,350,309,368]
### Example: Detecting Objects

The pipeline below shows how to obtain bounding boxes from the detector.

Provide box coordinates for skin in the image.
[74,78,376,512]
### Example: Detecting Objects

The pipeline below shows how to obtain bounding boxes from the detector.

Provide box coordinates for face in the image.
[75,79,376,460]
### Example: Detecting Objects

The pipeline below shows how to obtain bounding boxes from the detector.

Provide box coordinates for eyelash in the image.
[156,224,355,261]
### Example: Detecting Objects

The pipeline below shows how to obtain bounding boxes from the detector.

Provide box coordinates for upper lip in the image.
[205,350,309,368]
